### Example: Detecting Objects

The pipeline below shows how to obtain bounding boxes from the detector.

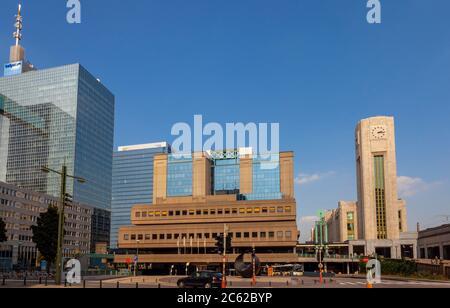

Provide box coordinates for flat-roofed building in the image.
[0,181,92,270]
[115,150,299,272]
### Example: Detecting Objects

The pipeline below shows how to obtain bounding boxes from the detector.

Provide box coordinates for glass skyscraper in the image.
[111,143,171,248]
[0,64,115,211]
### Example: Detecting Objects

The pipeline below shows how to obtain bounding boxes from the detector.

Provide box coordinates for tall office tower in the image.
[355,116,407,241]
[110,142,171,249]
[115,150,299,273]
[0,5,115,217]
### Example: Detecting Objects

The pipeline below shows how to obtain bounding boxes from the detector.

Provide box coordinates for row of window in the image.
[124,230,293,241]
[135,206,292,219]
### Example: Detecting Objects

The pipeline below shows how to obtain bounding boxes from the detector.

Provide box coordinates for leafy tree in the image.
[0,217,7,243]
[31,206,59,268]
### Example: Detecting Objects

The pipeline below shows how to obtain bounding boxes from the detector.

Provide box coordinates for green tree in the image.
[31,206,59,268]
[0,217,7,243]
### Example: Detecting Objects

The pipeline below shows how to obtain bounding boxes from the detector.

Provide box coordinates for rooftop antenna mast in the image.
[13,2,23,46]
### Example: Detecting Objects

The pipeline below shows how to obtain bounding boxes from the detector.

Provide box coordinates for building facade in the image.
[110,142,171,248]
[0,7,115,213]
[418,224,450,260]
[0,181,92,270]
[325,116,417,258]
[114,150,299,272]
[0,64,115,211]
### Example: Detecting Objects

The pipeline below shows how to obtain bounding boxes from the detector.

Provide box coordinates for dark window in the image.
[244,232,250,238]
[252,232,258,238]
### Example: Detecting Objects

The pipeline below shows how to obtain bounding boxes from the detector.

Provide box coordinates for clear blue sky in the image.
[1,0,449,241]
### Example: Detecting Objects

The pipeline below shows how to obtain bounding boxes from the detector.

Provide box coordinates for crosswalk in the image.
[338,280,450,287]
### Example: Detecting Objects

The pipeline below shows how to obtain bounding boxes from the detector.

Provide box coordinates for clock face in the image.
[371,126,387,139]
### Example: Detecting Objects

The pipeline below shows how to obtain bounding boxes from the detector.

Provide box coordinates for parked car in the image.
[177,271,223,288]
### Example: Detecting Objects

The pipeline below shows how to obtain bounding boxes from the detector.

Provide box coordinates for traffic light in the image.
[215,235,224,254]
[226,234,232,254]
[64,193,73,205]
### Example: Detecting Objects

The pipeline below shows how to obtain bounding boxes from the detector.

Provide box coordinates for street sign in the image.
[318,263,323,269]
[134,255,138,263]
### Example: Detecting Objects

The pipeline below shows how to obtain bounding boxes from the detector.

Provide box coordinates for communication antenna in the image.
[13,2,23,46]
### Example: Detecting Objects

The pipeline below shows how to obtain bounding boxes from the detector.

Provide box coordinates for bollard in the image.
[286,280,289,286]
[229,281,232,287]
[117,281,120,289]
[45,276,48,286]
[302,280,304,285]
[64,279,67,287]
[39,277,42,284]
[83,280,86,288]
[100,280,103,289]
[158,283,161,288]
[143,278,145,283]
[136,282,139,289]
[269,281,272,287]
[2,276,5,286]
[24,276,27,286]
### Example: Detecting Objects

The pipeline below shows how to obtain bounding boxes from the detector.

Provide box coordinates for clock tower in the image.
[355,116,407,243]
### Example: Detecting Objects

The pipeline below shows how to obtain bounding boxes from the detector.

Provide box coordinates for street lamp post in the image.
[41,165,86,285]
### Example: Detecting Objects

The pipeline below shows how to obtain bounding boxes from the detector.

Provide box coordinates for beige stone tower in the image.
[355,116,406,241]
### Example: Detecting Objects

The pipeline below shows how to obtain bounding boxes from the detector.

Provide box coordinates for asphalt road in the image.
[1,275,449,289]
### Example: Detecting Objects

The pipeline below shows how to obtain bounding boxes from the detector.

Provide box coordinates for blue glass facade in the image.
[212,157,240,194]
[167,155,193,197]
[111,144,170,248]
[244,154,282,200]
[0,64,115,210]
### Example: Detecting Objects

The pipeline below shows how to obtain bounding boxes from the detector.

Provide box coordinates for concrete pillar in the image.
[440,245,444,260]
[347,262,350,275]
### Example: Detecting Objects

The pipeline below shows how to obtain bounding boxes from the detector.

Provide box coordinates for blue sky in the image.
[1,0,449,241]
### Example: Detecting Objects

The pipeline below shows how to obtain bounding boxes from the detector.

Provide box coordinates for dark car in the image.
[177,271,223,288]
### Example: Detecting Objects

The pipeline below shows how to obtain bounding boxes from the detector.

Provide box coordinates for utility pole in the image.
[222,224,228,288]
[41,165,85,285]
[252,244,256,286]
